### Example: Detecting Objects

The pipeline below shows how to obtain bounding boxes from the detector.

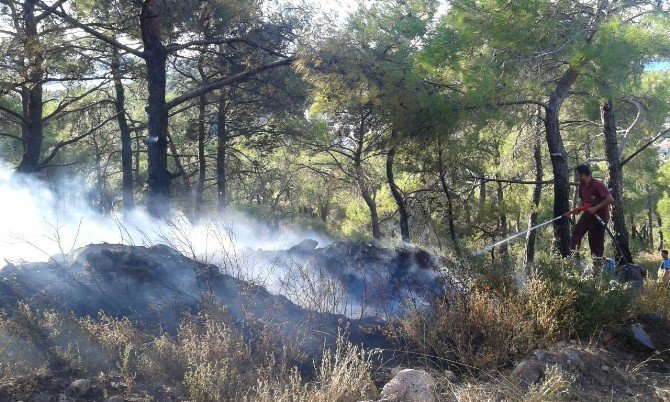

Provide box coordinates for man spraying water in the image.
[569,164,614,258]
[474,164,615,258]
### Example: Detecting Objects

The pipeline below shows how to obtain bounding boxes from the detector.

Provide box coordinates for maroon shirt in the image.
[579,178,611,222]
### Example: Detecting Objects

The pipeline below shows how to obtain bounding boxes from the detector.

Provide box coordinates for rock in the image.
[601,332,614,343]
[69,379,91,397]
[380,369,436,402]
[630,323,656,351]
[602,365,610,372]
[30,393,52,402]
[288,239,319,254]
[533,349,548,361]
[563,349,585,370]
[105,397,125,402]
[443,370,458,383]
[640,312,664,323]
[57,395,72,402]
[617,264,646,287]
[511,359,545,386]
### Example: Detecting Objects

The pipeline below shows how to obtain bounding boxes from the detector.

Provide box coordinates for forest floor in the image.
[0,243,669,401]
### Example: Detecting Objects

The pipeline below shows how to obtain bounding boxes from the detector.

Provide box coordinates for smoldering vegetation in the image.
[1,170,670,401]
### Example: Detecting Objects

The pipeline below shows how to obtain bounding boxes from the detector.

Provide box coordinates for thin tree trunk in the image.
[216,90,228,211]
[438,144,460,255]
[525,111,544,274]
[494,146,509,258]
[361,188,381,239]
[195,94,207,216]
[353,111,381,239]
[166,132,192,213]
[647,188,655,251]
[602,99,633,263]
[135,135,141,185]
[112,46,134,209]
[496,181,509,259]
[386,132,410,242]
[479,180,486,209]
[17,0,44,173]
[658,215,664,251]
[545,67,580,256]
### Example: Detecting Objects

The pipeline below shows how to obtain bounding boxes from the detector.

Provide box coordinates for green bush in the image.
[523,273,633,339]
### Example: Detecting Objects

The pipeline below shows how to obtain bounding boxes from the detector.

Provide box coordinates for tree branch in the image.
[472,176,554,185]
[35,1,144,58]
[498,99,550,110]
[0,132,23,142]
[34,0,67,21]
[619,98,644,153]
[42,81,111,123]
[166,56,295,110]
[39,112,121,168]
[166,37,248,53]
[621,127,670,167]
[0,103,25,123]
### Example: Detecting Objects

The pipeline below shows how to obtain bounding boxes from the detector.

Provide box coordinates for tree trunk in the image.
[141,0,173,216]
[496,181,509,259]
[438,145,460,255]
[17,0,44,173]
[112,46,134,209]
[216,90,228,211]
[658,215,664,251]
[479,180,486,208]
[352,111,380,239]
[494,146,509,259]
[360,188,381,239]
[195,94,207,216]
[386,137,410,242]
[545,67,580,256]
[525,112,543,274]
[602,99,634,263]
[647,188,655,251]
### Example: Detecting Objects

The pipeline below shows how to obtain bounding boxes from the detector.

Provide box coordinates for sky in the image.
[646,61,670,72]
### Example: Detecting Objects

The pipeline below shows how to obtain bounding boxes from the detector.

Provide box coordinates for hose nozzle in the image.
[563,203,591,218]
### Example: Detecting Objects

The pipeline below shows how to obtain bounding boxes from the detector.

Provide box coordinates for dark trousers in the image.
[570,214,606,257]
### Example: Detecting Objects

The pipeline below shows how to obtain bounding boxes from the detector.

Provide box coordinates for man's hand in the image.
[588,206,599,215]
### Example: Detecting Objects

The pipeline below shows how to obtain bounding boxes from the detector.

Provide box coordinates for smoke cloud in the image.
[0,164,331,265]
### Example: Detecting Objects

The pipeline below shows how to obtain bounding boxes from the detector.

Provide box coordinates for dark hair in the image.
[663,250,669,255]
[574,164,592,176]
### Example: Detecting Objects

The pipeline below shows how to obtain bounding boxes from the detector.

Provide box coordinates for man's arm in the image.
[588,194,614,215]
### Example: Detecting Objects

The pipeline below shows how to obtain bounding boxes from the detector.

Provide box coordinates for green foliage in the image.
[531,259,634,337]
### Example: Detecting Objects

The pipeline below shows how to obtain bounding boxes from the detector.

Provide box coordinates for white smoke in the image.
[0,164,331,265]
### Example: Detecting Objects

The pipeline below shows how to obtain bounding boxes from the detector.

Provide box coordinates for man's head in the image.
[662,250,668,259]
[574,164,592,185]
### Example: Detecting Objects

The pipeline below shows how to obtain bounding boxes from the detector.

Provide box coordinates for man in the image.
[569,165,614,258]
[658,250,670,284]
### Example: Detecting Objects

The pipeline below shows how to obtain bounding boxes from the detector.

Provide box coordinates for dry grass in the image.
[444,365,574,402]
[396,290,534,371]
[253,333,378,402]
[634,280,670,317]
[0,304,378,401]
[395,270,635,373]
[522,278,580,341]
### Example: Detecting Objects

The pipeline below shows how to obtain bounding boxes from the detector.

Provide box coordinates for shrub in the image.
[634,281,670,317]
[527,266,634,337]
[179,309,259,401]
[397,290,534,371]
[253,331,378,402]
